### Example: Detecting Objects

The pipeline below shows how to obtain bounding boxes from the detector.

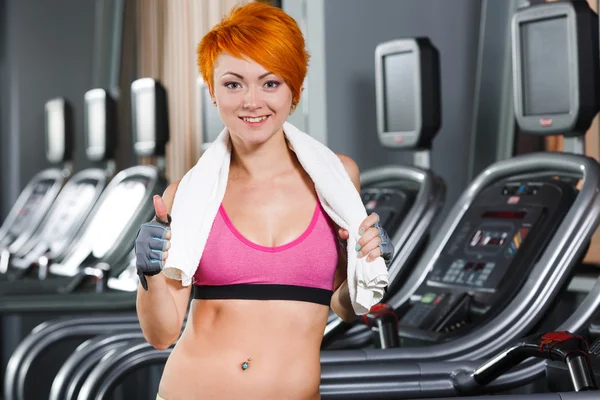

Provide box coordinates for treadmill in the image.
[0,98,73,273]
[0,78,169,303]
[1,89,116,281]
[315,1,600,398]
[324,37,446,346]
[61,2,600,399]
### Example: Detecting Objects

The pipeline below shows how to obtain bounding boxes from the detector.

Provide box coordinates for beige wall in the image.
[136,0,254,182]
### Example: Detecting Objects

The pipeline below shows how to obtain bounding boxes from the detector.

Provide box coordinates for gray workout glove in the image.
[134,214,171,291]
[374,220,394,269]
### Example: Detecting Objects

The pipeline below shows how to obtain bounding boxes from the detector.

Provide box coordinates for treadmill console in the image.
[398,179,577,344]
[0,180,56,247]
[44,181,100,255]
[427,206,542,293]
[361,182,415,234]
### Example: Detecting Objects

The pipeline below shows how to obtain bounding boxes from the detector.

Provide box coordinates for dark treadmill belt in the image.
[0,291,137,313]
[0,277,72,295]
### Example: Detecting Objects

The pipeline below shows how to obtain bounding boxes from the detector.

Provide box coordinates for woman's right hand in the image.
[134,195,172,290]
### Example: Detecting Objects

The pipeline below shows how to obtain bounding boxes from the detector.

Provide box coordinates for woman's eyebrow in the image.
[220,71,274,80]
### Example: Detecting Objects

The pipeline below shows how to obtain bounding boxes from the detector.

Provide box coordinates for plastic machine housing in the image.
[84,89,117,162]
[511,1,599,135]
[131,78,169,157]
[375,37,441,150]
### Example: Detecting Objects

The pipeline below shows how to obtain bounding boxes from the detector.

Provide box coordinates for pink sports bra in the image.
[192,202,339,306]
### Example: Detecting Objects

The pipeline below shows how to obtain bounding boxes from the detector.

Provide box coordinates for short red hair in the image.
[197,2,310,109]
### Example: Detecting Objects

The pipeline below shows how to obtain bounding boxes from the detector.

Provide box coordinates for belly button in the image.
[241,358,252,371]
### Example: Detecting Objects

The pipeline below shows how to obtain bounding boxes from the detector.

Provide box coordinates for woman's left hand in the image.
[337,213,394,266]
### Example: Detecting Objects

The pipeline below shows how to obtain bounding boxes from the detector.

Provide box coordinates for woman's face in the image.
[212,53,294,146]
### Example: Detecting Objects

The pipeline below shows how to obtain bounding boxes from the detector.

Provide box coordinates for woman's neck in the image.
[229,130,298,182]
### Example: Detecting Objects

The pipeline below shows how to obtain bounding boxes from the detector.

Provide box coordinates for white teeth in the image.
[242,116,267,123]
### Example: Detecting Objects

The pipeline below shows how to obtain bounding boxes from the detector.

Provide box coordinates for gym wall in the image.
[288,0,482,224]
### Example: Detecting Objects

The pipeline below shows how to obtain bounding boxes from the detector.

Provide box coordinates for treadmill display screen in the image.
[11,181,54,234]
[135,90,155,143]
[201,84,224,143]
[469,229,510,248]
[382,51,415,132]
[519,16,571,116]
[87,99,106,150]
[46,102,65,162]
[482,211,527,220]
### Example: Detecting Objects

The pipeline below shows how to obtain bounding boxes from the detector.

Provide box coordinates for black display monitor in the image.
[44,97,73,163]
[131,78,170,157]
[197,77,224,149]
[511,1,599,136]
[84,89,116,162]
[375,37,441,150]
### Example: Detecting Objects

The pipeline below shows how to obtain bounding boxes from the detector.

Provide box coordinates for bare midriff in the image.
[158,298,330,400]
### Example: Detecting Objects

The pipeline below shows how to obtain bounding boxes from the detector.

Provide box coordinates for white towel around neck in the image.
[163,121,389,315]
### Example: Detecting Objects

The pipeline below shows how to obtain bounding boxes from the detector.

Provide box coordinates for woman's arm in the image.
[136,180,192,350]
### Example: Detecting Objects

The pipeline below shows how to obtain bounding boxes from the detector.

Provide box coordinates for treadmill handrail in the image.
[14,322,141,400]
[337,152,600,362]
[3,315,138,400]
[50,331,145,400]
[94,349,173,400]
[77,341,161,400]
[324,165,445,339]
[455,273,600,396]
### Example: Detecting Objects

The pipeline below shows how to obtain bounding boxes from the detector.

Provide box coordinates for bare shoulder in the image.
[336,153,360,191]
[162,180,181,213]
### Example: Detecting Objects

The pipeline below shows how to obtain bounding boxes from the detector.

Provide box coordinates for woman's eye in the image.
[265,81,280,89]
[225,82,241,89]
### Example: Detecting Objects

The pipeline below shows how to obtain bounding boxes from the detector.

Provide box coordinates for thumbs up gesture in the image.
[134,195,172,291]
[152,195,171,227]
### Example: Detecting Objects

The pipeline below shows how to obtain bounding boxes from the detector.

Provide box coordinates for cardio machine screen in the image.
[519,16,571,116]
[87,99,106,150]
[382,51,416,132]
[135,89,156,144]
[201,84,224,143]
[469,229,510,248]
[45,101,65,162]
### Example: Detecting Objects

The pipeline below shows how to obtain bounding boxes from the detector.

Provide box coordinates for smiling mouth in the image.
[239,115,269,123]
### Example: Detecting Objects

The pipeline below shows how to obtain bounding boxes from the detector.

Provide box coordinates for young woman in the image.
[135,3,393,399]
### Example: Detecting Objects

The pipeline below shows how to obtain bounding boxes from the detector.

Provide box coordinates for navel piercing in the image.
[241,358,252,370]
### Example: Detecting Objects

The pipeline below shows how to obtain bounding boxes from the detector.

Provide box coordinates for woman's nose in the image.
[243,88,261,110]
